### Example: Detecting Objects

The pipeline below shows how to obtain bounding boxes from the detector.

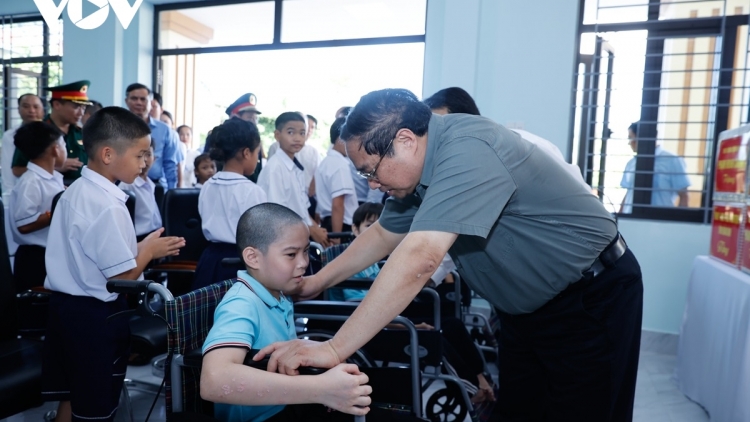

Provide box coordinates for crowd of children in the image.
[0,84,497,422]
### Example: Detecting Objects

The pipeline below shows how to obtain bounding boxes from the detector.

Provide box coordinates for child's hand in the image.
[39,211,52,226]
[317,364,372,416]
[309,225,331,248]
[138,228,186,260]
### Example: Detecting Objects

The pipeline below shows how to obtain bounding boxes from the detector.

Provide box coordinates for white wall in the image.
[423,0,708,334]
[0,1,37,15]
[619,220,711,333]
[424,0,579,157]
[0,0,153,108]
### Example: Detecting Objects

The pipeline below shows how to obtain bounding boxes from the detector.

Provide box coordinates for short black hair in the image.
[17,93,42,107]
[177,125,192,135]
[82,106,151,157]
[306,114,317,125]
[153,92,163,107]
[423,87,480,116]
[330,117,346,144]
[161,110,173,121]
[14,121,63,161]
[352,202,384,228]
[208,117,260,163]
[340,89,432,156]
[85,100,103,115]
[275,112,306,130]
[336,106,352,118]
[236,203,307,255]
[126,83,151,96]
[628,122,639,136]
[194,152,212,169]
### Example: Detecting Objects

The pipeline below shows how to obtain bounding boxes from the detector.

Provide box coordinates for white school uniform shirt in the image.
[9,162,64,246]
[510,129,590,190]
[1,127,19,202]
[118,176,163,236]
[257,152,312,225]
[315,148,359,225]
[199,171,267,244]
[267,142,321,193]
[45,166,140,302]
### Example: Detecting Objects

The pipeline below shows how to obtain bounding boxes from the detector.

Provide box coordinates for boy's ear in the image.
[273,129,281,141]
[242,246,261,271]
[100,146,115,165]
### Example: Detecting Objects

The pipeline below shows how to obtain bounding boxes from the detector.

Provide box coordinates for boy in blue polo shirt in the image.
[201,203,371,422]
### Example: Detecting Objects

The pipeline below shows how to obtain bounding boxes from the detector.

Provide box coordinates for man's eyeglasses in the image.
[357,137,394,181]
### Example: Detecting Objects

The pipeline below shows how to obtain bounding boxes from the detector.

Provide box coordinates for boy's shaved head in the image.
[237,203,307,255]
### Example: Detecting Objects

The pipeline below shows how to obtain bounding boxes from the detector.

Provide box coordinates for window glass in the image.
[159,43,425,154]
[281,0,426,43]
[159,2,275,49]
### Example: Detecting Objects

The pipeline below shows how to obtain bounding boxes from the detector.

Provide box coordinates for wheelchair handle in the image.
[106,280,174,320]
[106,279,175,301]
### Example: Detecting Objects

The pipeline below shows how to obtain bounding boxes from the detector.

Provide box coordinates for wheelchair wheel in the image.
[425,387,468,422]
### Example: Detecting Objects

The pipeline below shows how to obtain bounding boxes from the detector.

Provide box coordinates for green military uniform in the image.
[11,80,91,183]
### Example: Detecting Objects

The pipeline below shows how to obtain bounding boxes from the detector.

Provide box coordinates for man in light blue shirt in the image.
[124,83,182,189]
[620,122,690,213]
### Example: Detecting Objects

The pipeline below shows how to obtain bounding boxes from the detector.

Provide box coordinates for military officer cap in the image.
[47,80,93,105]
[226,93,261,117]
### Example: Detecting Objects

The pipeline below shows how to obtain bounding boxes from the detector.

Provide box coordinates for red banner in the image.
[714,136,746,194]
[710,204,742,266]
[741,209,750,272]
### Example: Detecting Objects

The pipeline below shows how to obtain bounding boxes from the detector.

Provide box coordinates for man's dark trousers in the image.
[496,249,643,421]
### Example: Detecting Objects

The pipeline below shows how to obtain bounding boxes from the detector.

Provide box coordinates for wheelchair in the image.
[106,278,429,421]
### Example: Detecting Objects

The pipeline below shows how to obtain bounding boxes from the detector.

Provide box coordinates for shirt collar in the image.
[327,148,345,159]
[131,176,149,187]
[209,171,249,185]
[26,162,54,180]
[148,116,159,128]
[81,166,129,203]
[276,151,298,171]
[235,270,290,309]
[419,113,445,188]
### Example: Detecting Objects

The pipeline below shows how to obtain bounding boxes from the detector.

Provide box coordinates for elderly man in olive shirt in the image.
[256,89,643,421]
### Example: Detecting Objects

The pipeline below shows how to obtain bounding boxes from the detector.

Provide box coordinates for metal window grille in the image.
[574,0,750,223]
[0,15,63,132]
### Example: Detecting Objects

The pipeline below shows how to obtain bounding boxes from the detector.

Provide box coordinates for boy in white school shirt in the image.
[10,121,66,290]
[41,107,185,422]
[118,143,162,242]
[257,112,330,247]
[315,117,358,236]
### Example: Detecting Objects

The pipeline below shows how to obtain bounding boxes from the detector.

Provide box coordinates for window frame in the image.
[573,0,750,224]
[152,0,427,92]
[0,14,63,132]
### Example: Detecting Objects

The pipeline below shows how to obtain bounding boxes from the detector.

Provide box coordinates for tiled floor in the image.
[633,351,708,422]
[2,349,710,422]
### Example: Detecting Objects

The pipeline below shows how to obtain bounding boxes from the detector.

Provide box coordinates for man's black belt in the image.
[586,233,628,278]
